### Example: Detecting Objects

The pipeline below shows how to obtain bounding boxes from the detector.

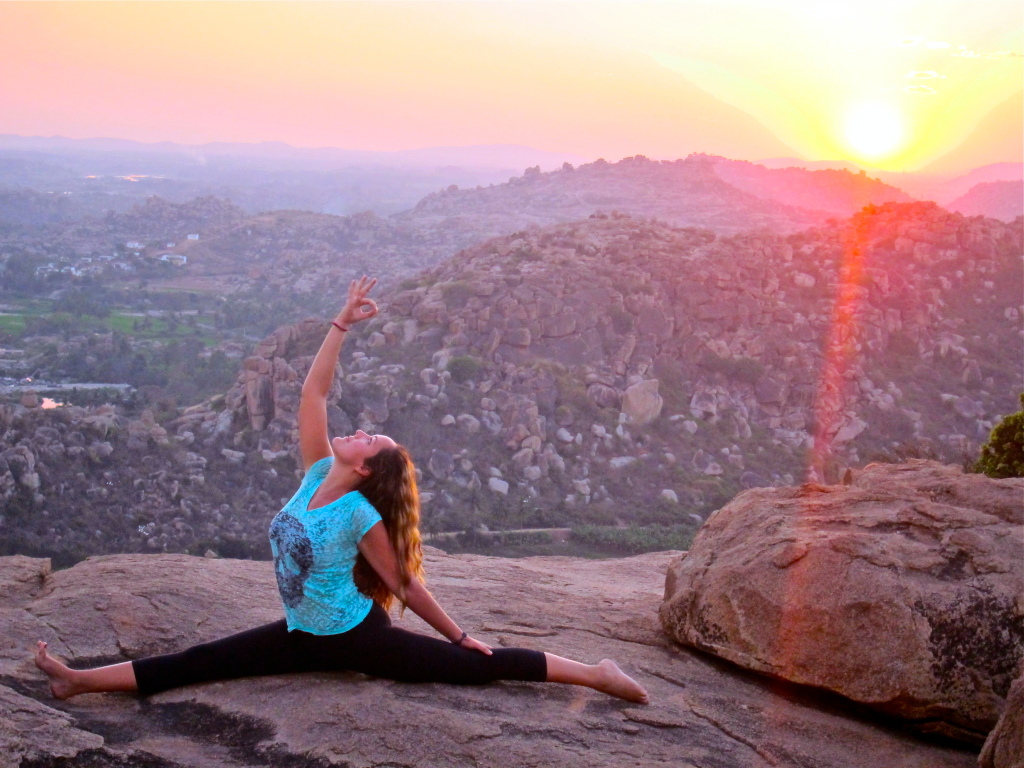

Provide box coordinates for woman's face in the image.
[331,430,397,468]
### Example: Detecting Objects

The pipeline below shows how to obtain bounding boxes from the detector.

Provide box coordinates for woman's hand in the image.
[336,276,379,328]
[458,635,493,655]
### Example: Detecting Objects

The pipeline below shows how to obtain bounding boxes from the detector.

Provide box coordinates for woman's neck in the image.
[312,461,363,504]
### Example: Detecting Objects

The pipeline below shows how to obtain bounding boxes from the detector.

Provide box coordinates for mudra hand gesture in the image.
[336,276,379,330]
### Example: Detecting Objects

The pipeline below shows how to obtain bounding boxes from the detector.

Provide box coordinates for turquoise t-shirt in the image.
[268,457,383,635]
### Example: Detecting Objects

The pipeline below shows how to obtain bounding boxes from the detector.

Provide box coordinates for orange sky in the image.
[0,2,1021,170]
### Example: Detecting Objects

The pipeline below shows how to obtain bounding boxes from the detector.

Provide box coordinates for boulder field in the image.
[1,544,979,767]
[660,460,1024,746]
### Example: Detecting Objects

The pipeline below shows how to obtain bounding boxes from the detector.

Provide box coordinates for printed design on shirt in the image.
[269,513,314,609]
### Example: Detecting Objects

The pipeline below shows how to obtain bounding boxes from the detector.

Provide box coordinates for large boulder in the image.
[980,671,1024,768]
[621,379,663,426]
[659,460,1024,744]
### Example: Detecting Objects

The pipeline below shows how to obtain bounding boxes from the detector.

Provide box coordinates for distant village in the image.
[30,233,195,279]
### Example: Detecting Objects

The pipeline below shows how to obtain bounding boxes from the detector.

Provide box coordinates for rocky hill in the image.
[342,201,1018,528]
[947,180,1024,222]
[100,195,249,241]
[0,155,925,322]
[0,545,982,768]
[0,400,298,564]
[397,154,828,238]
[2,201,1019,565]
[0,189,95,235]
[705,155,914,216]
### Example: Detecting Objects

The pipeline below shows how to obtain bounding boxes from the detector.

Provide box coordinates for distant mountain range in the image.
[703,155,911,216]
[0,137,592,216]
[0,135,587,173]
[0,132,1020,224]
[946,180,1024,222]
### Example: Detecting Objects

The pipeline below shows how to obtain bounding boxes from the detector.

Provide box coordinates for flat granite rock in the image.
[0,684,103,768]
[1,549,978,768]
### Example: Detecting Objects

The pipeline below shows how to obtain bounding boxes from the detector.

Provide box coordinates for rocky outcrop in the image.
[659,460,1024,744]
[399,154,827,237]
[0,551,979,768]
[0,399,296,562]
[706,155,914,216]
[219,318,350,449]
[980,671,1024,768]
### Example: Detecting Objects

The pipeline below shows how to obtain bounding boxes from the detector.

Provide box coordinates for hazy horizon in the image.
[1,1,1021,174]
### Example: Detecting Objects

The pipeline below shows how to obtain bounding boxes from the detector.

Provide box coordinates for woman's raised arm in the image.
[298,276,378,470]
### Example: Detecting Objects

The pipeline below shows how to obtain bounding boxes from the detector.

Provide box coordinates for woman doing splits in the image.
[35,276,649,705]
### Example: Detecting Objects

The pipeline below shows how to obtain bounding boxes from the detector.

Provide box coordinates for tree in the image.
[974,394,1024,478]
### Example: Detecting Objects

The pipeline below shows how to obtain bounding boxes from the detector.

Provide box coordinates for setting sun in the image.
[843,102,905,160]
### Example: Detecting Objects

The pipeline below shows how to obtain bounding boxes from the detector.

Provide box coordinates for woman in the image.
[35,276,649,705]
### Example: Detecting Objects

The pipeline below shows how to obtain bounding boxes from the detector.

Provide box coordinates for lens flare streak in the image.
[807,224,871,483]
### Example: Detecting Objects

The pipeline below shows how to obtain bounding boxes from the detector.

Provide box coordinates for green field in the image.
[0,314,25,333]
[0,298,220,346]
[0,298,52,335]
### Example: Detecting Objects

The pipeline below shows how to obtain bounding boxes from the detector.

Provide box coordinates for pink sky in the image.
[0,2,1021,170]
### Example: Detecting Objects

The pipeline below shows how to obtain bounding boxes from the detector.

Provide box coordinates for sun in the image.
[843,101,905,160]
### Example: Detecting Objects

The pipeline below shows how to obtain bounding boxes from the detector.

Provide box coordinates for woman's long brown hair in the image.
[352,444,425,613]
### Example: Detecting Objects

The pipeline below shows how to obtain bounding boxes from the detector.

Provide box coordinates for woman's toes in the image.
[596,659,648,704]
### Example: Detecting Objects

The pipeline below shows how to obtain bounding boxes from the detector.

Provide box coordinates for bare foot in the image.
[594,659,649,704]
[34,641,81,700]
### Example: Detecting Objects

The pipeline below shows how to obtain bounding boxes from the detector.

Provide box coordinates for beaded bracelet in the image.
[331,321,349,333]
[451,631,467,645]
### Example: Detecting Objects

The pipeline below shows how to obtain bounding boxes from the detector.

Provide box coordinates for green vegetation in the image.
[431,524,695,559]
[701,352,763,385]
[570,524,695,555]
[609,306,634,334]
[0,314,25,333]
[974,394,1024,478]
[511,245,542,263]
[447,354,483,383]
[440,280,475,309]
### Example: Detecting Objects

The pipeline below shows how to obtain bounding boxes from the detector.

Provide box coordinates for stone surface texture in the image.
[660,460,1024,745]
[1,549,978,768]
[979,671,1024,768]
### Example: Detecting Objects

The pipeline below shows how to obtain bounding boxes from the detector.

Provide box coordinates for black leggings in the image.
[132,603,548,696]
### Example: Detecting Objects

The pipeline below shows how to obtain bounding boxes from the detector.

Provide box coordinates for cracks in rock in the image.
[25,611,91,662]
[683,697,779,767]
[550,622,668,650]
[642,667,689,689]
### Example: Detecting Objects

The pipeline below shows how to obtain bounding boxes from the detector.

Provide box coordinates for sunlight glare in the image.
[843,102,905,159]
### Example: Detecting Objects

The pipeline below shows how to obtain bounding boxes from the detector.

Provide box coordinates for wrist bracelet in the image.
[451,631,467,645]
[331,321,349,333]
